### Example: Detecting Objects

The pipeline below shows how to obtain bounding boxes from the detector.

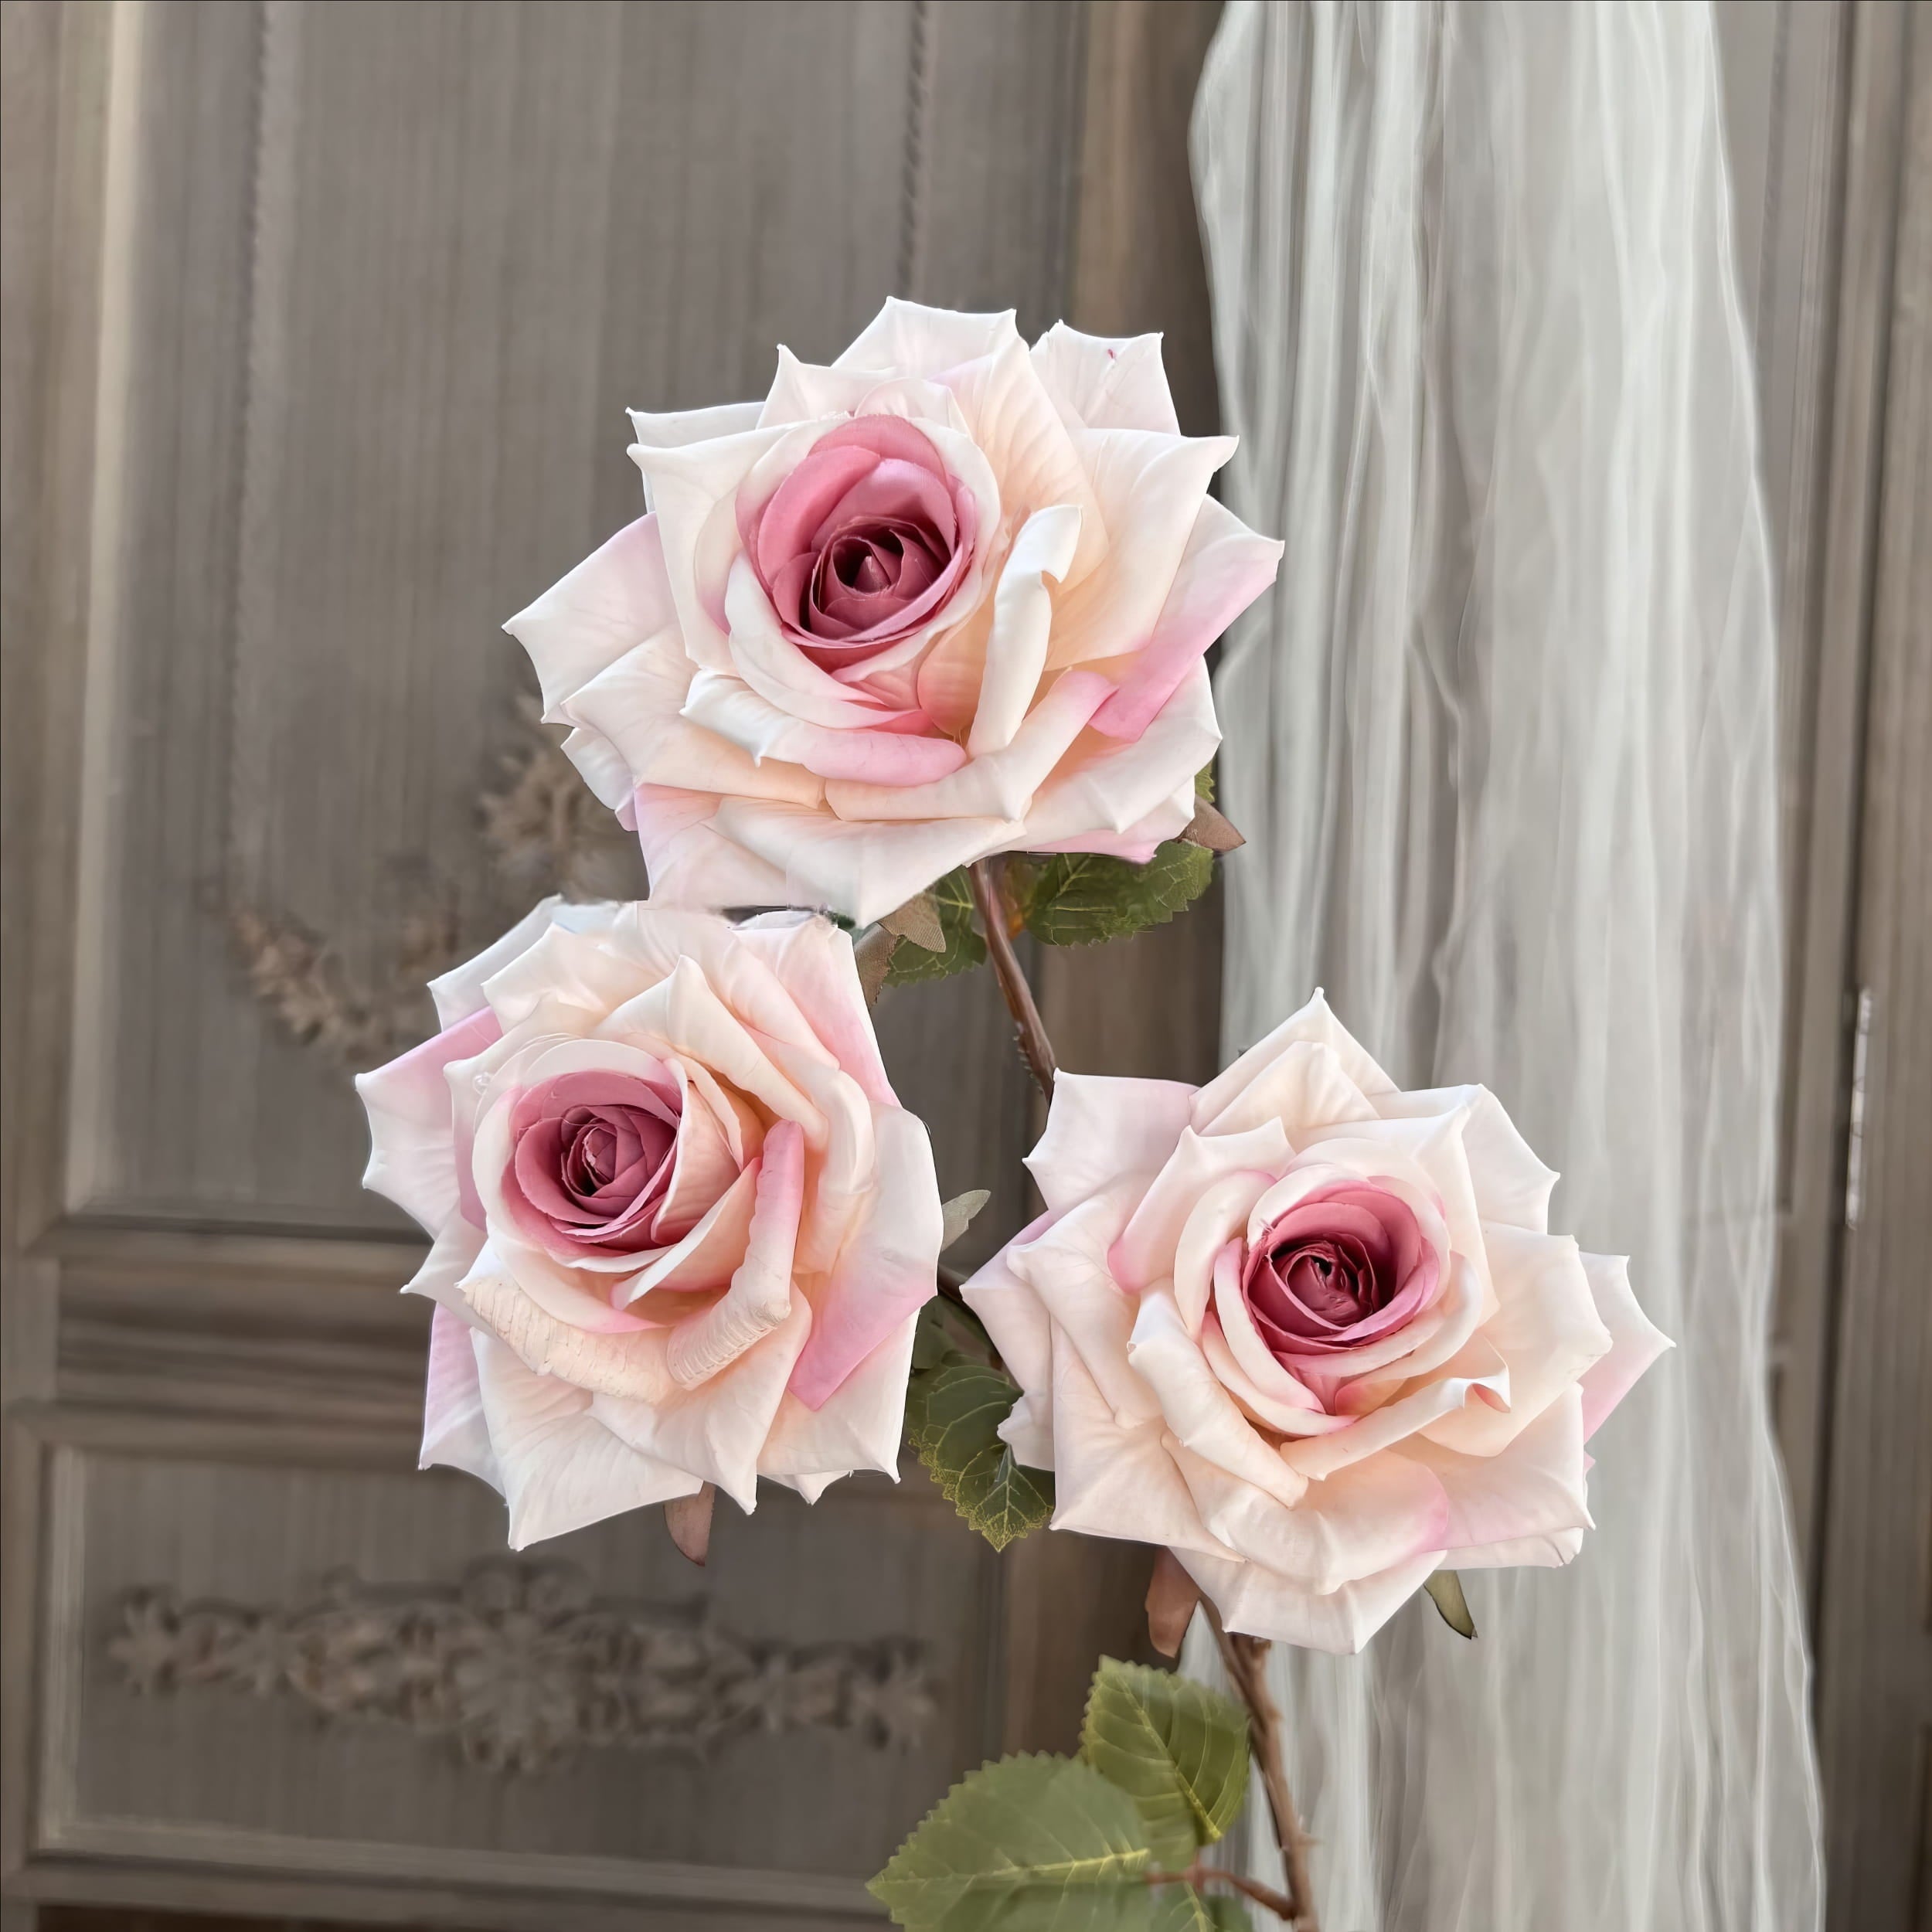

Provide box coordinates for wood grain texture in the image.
[1814,10,1932,1924]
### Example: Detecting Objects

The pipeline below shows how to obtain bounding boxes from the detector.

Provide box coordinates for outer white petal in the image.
[734,911,896,1109]
[1192,989,1399,1128]
[1396,1386,1592,1556]
[1371,1083,1559,1233]
[709,796,1017,925]
[760,1308,919,1483]
[968,505,1085,754]
[1175,1543,1444,1654]
[961,1210,1059,1438]
[420,1308,501,1488]
[1023,1071,1196,1214]
[628,399,764,447]
[471,1333,701,1548]
[1194,1039,1379,1141]
[1016,660,1220,848]
[1577,1251,1674,1438]
[1418,1226,1611,1456]
[1043,1325,1227,1559]
[1030,322,1181,434]
[630,784,795,909]
[505,515,679,722]
[427,899,622,1029]
[355,1005,502,1233]
[1165,1437,1451,1594]
[834,298,1023,377]
[590,1298,812,1512]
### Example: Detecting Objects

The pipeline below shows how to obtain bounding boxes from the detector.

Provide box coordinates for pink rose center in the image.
[741,415,975,670]
[1240,1181,1439,1362]
[504,1070,690,1258]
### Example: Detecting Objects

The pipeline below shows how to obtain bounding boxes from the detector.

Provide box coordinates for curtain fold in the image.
[1189,5,1823,1927]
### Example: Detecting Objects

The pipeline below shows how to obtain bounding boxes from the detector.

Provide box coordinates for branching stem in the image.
[968,857,1056,1101]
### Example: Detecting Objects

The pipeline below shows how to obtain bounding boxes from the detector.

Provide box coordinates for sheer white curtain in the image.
[1189,5,1823,1928]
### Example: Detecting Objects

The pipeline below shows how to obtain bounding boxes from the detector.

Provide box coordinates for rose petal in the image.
[1024,1071,1197,1215]
[1109,1121,1294,1290]
[356,1005,504,1233]
[421,1306,499,1488]
[1577,1250,1673,1438]
[1031,323,1182,435]
[1173,1542,1444,1654]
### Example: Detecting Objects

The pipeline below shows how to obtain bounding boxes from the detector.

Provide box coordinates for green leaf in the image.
[1196,762,1215,801]
[1151,1890,1253,1932]
[905,1359,1053,1551]
[884,869,984,985]
[869,1752,1168,1930]
[1018,841,1214,950]
[1423,1569,1477,1638]
[1080,1658,1250,1871]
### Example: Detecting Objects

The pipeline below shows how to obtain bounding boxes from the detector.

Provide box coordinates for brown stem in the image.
[968,858,1056,1102]
[952,872,1315,1921]
[1207,1605,1320,1930]
[1147,1860,1301,1920]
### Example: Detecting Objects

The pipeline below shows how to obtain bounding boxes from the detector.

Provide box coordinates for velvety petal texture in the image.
[357,899,941,1543]
[964,991,1670,1652]
[506,301,1281,922]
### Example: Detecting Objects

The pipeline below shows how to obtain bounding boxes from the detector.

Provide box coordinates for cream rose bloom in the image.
[964,995,1671,1651]
[507,300,1282,923]
[355,900,940,1544]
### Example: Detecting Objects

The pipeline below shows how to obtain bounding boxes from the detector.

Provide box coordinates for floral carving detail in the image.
[108,1560,933,1774]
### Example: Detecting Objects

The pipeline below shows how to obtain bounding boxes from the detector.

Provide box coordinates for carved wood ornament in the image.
[108,1560,933,1774]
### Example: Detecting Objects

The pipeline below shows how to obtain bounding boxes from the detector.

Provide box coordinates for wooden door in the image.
[0,3,1220,1924]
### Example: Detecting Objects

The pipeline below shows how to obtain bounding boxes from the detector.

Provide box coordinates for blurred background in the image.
[0,4,1923,1931]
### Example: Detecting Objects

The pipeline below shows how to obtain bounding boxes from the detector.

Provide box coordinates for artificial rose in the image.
[963,994,1671,1651]
[507,299,1283,923]
[355,898,942,1544]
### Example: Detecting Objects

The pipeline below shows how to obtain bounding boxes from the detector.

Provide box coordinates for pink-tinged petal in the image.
[506,515,679,721]
[1044,430,1235,668]
[1031,323,1182,435]
[627,784,791,907]
[709,796,1014,926]
[1017,662,1219,848]
[356,1005,504,1233]
[824,669,1113,825]
[664,1121,801,1387]
[591,1297,813,1512]
[1043,1328,1229,1559]
[1128,1291,1309,1511]
[1396,1386,1592,1555]
[787,1107,943,1406]
[734,912,896,1108]
[1417,1227,1611,1456]
[1167,1435,1450,1594]
[1315,1250,1485,1406]
[421,1306,499,1488]
[961,1209,1060,1416]
[762,1308,919,1484]
[477,924,650,1033]
[1199,1316,1340,1434]
[1196,1039,1381,1141]
[968,505,1085,755]
[628,419,794,668]
[1009,1187,1165,1428]
[1283,1335,1512,1479]
[722,553,944,730]
[759,345,898,427]
[1174,1543,1444,1654]
[835,298,1023,377]
[612,1162,760,1301]
[1090,498,1282,740]
[469,1332,702,1549]
[1370,1083,1559,1233]
[1577,1251,1673,1438]
[628,399,764,448]
[941,335,1107,580]
[566,633,826,807]
[1024,1070,1196,1214]
[1192,990,1399,1129]
[1110,1121,1294,1290]
[682,663,964,786]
